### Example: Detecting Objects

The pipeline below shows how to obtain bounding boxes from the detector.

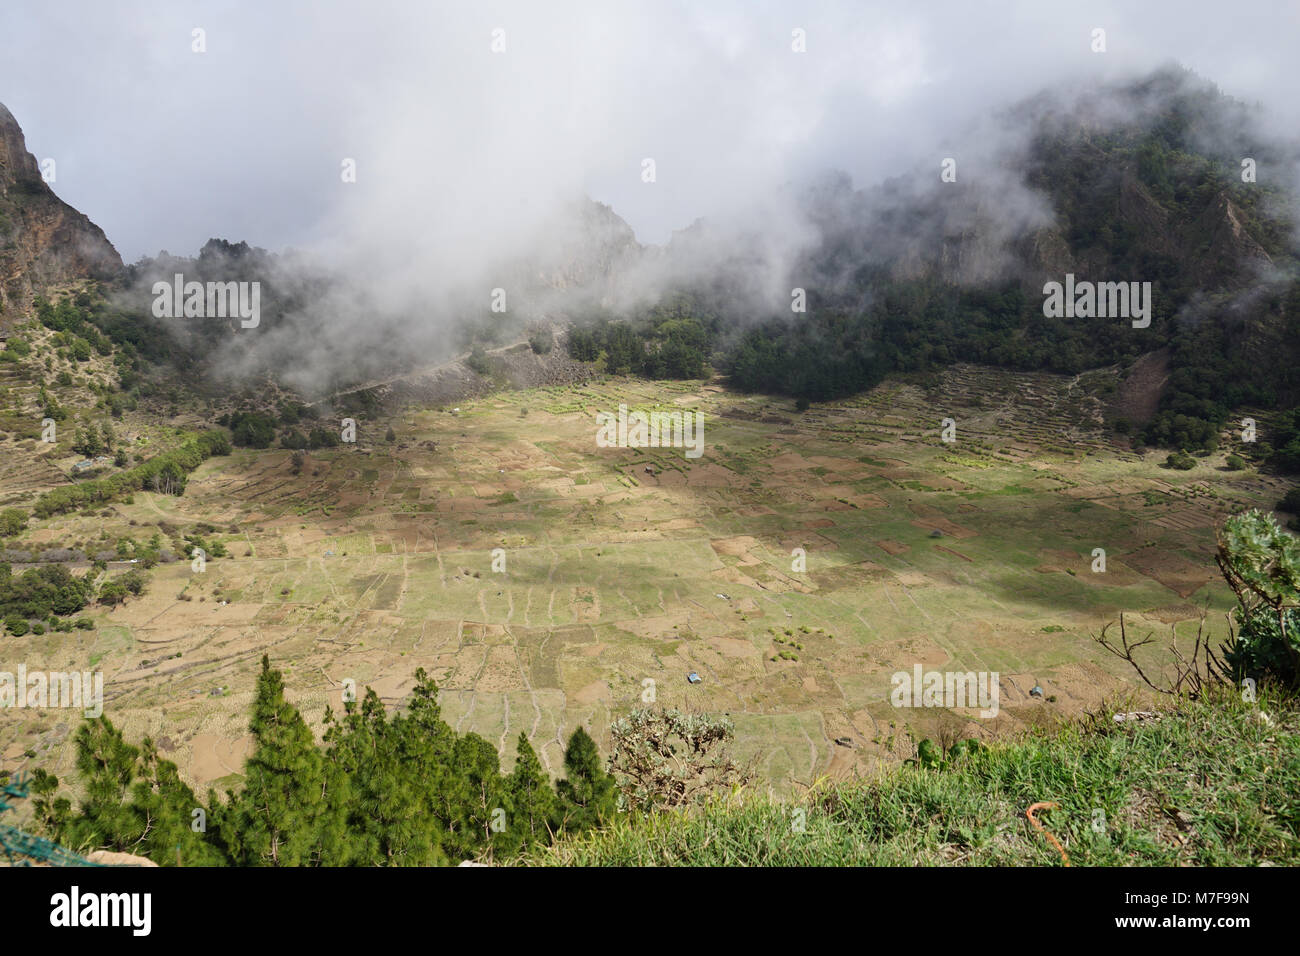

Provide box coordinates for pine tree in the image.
[556,726,617,832]
[503,732,557,853]
[37,718,229,865]
[228,655,335,866]
[403,667,461,859]
[32,664,584,867]
[322,687,447,866]
[446,733,507,860]
[55,718,143,852]
[405,668,457,757]
[130,738,230,865]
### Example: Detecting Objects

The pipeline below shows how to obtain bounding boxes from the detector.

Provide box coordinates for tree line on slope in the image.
[561,77,1300,471]
[25,657,619,865]
[31,430,231,518]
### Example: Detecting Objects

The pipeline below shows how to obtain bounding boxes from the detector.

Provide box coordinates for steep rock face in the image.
[516,197,642,293]
[883,159,1277,297]
[1188,192,1273,286]
[887,192,1035,286]
[0,103,121,322]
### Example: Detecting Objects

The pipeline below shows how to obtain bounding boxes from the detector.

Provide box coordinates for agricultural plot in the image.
[2,364,1284,794]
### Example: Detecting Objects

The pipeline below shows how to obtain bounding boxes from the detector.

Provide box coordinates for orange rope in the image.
[1026,801,1071,866]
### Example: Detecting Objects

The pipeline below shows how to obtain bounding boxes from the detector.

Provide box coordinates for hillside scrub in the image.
[0,562,94,624]
[32,429,231,517]
[527,687,1299,867]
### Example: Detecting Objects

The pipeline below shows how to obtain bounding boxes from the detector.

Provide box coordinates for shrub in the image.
[1225,606,1300,688]
[1217,511,1300,687]
[466,345,491,376]
[0,508,27,537]
[118,569,148,596]
[307,427,339,450]
[608,708,747,811]
[0,563,94,619]
[229,411,278,448]
[280,429,309,450]
[98,581,128,606]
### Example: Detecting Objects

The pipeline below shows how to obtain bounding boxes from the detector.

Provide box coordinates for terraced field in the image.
[3,364,1289,794]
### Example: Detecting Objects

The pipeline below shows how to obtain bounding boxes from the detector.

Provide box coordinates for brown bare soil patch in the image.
[682,462,735,487]
[767,453,813,473]
[1124,547,1216,598]
[191,734,254,788]
[711,536,761,559]
[916,475,970,491]
[1114,348,1171,425]
[776,531,837,553]
[574,680,612,705]
[620,614,686,641]
[709,636,761,659]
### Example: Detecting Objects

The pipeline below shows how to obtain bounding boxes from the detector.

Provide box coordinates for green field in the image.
[3,364,1288,794]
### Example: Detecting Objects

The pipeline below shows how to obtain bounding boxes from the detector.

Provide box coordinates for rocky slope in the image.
[0,102,121,323]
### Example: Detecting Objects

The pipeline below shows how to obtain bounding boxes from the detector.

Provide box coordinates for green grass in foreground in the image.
[526,688,1299,866]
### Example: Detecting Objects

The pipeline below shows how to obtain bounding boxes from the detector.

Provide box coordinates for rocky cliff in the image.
[0,102,121,323]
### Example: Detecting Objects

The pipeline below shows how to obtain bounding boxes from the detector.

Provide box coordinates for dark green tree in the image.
[321,688,447,866]
[446,733,507,860]
[228,656,337,865]
[503,733,557,853]
[32,718,228,865]
[556,726,618,831]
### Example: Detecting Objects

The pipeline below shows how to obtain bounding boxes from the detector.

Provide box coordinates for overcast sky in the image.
[2,0,1297,262]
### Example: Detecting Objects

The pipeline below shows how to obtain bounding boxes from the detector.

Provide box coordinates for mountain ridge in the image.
[0,102,121,323]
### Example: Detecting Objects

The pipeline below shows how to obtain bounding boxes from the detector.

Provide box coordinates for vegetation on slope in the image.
[527,685,1297,866]
[566,69,1300,472]
[530,509,1300,866]
[31,430,231,517]
[21,658,619,866]
[10,511,1299,867]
